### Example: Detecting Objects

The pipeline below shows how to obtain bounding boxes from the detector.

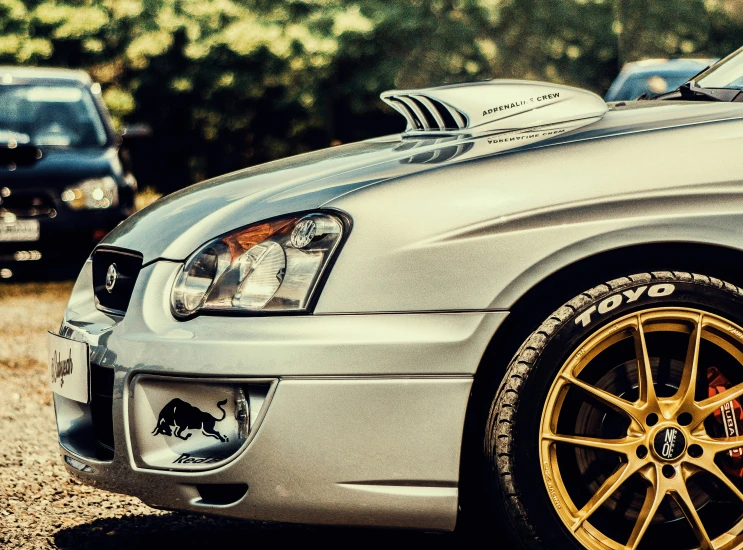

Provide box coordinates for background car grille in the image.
[92,248,143,315]
[0,190,56,218]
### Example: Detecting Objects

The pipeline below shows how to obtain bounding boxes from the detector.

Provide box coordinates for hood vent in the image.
[384,95,467,131]
[382,80,608,136]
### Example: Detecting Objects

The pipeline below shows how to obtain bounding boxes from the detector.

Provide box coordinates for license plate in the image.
[0,219,40,242]
[48,332,90,404]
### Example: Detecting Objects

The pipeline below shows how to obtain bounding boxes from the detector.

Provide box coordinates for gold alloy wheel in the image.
[540,307,743,550]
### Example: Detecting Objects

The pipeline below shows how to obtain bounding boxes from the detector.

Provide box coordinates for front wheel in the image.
[486,272,743,550]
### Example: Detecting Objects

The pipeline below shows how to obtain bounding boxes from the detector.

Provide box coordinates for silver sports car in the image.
[51,47,743,550]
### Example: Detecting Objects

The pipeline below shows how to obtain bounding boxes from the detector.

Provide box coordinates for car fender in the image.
[490,219,743,310]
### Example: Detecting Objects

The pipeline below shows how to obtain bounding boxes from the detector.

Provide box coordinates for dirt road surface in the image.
[0,282,461,549]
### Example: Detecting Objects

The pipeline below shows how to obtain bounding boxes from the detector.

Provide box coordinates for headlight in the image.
[61,176,119,209]
[171,212,346,317]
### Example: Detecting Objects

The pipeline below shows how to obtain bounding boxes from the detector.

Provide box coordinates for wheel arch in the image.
[456,237,743,529]
[485,238,743,379]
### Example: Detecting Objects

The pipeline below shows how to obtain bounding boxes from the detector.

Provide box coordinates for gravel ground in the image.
[0,282,460,549]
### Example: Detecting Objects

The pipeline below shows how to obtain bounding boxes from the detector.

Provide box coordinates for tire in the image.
[485,271,743,550]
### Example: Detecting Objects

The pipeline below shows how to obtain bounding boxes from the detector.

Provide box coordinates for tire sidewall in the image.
[504,275,743,549]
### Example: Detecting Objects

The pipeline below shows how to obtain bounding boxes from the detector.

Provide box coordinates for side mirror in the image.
[120,124,153,139]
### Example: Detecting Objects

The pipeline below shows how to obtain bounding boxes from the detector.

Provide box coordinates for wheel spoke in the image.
[543,433,638,454]
[562,374,642,424]
[634,317,657,407]
[627,467,663,550]
[693,433,743,454]
[697,381,743,420]
[671,481,713,550]
[571,463,635,532]
[676,314,703,409]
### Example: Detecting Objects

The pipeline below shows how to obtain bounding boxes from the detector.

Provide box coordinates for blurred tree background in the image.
[1,0,742,193]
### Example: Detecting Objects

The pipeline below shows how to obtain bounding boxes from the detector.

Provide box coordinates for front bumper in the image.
[54,260,507,530]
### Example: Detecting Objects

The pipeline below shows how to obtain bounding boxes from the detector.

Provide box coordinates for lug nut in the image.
[662,465,676,479]
[636,445,649,459]
[646,413,659,427]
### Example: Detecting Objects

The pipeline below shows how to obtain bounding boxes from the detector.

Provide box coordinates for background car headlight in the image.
[61,176,119,209]
[171,212,345,317]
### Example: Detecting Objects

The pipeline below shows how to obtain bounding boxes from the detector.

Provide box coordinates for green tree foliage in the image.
[1,0,742,191]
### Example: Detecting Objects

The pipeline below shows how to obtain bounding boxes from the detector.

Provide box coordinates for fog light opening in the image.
[133,378,268,471]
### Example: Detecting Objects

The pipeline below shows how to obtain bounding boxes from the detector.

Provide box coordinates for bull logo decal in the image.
[152,398,230,443]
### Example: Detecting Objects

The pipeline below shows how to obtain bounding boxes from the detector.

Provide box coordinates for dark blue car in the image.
[0,67,137,278]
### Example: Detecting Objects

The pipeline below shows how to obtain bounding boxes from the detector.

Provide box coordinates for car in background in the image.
[0,67,137,279]
[605,58,717,101]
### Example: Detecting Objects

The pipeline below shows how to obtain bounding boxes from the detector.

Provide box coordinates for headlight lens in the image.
[171,213,345,317]
[61,176,119,209]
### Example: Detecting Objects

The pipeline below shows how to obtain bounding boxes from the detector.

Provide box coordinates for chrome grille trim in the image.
[92,248,143,315]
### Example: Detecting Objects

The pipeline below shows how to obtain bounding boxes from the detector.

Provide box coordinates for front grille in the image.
[90,363,114,459]
[0,190,56,218]
[92,248,143,315]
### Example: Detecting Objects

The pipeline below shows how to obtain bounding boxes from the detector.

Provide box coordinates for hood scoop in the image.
[381,80,608,135]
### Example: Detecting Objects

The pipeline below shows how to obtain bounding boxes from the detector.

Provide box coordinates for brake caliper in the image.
[707,366,743,478]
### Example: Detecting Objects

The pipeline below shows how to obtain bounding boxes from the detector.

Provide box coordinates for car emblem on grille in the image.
[105,263,118,293]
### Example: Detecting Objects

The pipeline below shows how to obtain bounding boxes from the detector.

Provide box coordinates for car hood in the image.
[0,147,120,189]
[102,101,743,265]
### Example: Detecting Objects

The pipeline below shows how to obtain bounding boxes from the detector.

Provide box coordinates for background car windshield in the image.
[696,48,743,89]
[0,85,107,147]
[610,73,693,100]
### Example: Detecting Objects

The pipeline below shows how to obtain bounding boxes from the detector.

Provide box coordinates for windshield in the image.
[0,84,108,148]
[696,47,743,89]
[608,73,695,101]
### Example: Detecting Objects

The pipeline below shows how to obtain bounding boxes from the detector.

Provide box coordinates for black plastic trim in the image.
[195,484,249,506]
[92,246,144,315]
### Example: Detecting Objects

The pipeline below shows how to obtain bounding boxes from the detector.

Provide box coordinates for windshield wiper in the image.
[644,82,743,102]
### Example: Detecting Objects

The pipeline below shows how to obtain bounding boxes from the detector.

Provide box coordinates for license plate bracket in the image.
[48,332,90,404]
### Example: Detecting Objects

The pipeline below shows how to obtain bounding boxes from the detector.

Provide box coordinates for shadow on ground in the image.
[54,513,460,550]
